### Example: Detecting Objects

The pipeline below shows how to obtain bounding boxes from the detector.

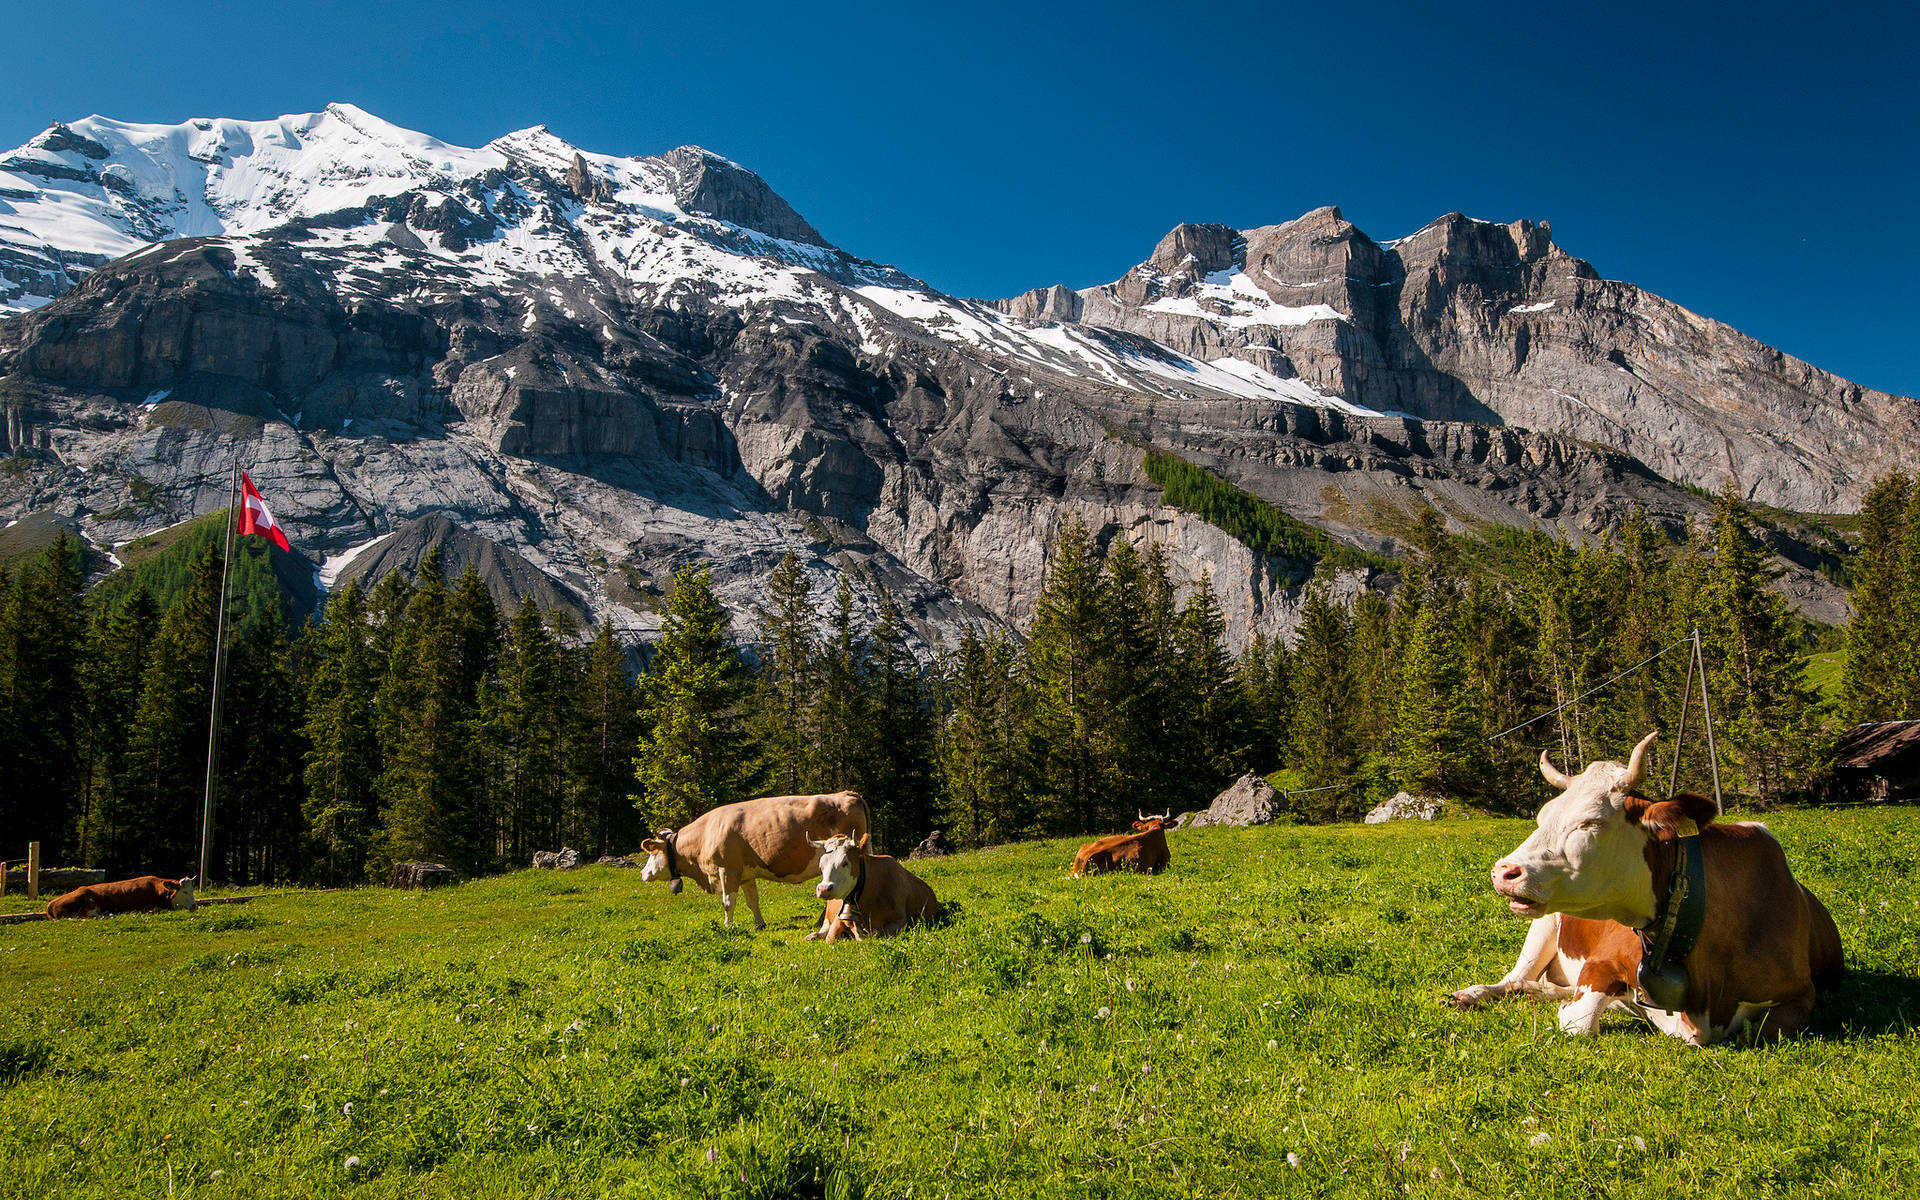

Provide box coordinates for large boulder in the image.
[1364,792,1441,824]
[907,829,953,860]
[1177,773,1283,829]
[388,862,455,889]
[531,848,581,870]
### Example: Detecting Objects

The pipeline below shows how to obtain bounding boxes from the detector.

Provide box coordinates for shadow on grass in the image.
[1806,968,1919,1040]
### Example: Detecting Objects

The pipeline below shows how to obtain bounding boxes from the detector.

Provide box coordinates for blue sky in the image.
[4,0,1914,395]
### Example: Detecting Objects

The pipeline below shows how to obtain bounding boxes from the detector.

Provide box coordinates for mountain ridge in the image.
[0,104,1905,645]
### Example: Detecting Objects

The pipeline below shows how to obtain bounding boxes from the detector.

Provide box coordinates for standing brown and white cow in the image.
[46,875,197,919]
[639,791,869,929]
[804,833,939,941]
[1070,812,1172,878]
[1450,732,1844,1044]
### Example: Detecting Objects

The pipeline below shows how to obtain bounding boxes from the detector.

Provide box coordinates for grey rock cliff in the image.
[0,107,1898,648]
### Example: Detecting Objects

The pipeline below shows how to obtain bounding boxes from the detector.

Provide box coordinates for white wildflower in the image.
[1632,1136,1647,1152]
[1287,1152,1300,1167]
[1529,1132,1551,1147]
[342,1102,354,1117]
[1096,1006,1111,1020]
[1079,932,1092,944]
[344,1156,360,1173]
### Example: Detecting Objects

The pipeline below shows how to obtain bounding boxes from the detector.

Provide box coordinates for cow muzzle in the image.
[1492,862,1545,914]
[814,882,834,899]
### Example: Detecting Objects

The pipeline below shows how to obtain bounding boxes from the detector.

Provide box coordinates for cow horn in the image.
[1622,731,1657,788]
[1539,750,1575,791]
[1137,809,1147,822]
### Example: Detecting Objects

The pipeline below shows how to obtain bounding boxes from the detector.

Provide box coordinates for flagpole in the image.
[198,462,240,887]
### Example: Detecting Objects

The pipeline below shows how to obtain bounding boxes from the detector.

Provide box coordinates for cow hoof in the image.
[1445,989,1484,1009]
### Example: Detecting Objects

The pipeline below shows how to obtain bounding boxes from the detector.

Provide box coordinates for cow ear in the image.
[640,838,662,853]
[857,833,871,852]
[1622,794,1653,825]
[1671,791,1719,828]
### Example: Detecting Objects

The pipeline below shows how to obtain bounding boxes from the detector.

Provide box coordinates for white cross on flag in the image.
[237,471,292,552]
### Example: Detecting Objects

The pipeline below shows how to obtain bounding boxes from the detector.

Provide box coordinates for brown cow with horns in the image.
[1070,811,1172,878]
[1449,732,1843,1045]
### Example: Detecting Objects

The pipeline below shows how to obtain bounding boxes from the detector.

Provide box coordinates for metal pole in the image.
[1667,630,1696,798]
[1694,629,1725,814]
[198,464,240,886]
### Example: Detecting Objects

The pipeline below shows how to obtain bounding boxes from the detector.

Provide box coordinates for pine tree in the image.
[301,580,382,884]
[1393,604,1481,797]
[1842,472,1910,721]
[117,545,223,878]
[377,547,489,875]
[1288,577,1358,802]
[935,627,1028,848]
[216,616,305,884]
[490,598,568,863]
[756,551,820,794]
[0,533,88,861]
[79,585,160,865]
[865,585,938,847]
[633,564,758,828]
[1239,633,1290,773]
[1699,484,1821,803]
[812,576,871,795]
[1172,571,1253,809]
[569,621,641,854]
[1347,589,1397,764]
[1096,538,1165,820]
[1024,516,1110,834]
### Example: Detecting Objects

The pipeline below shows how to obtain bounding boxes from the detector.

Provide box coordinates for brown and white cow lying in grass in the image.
[45,875,197,919]
[1070,812,1172,878]
[640,791,869,929]
[1450,732,1843,1045]
[805,833,938,941]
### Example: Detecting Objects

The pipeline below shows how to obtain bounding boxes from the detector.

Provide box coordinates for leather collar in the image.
[1637,817,1707,1010]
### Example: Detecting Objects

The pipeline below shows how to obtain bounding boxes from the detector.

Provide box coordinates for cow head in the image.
[170,876,198,910]
[1490,732,1663,926]
[638,830,683,894]
[1131,810,1173,833]
[808,833,869,900]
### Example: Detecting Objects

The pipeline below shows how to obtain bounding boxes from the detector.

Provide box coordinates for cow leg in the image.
[716,868,738,927]
[1555,986,1617,1036]
[1449,915,1561,1008]
[739,879,768,931]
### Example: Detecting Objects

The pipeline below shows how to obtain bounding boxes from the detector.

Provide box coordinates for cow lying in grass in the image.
[1070,812,1172,877]
[46,875,197,919]
[640,790,869,929]
[804,834,938,941]
[1450,732,1843,1045]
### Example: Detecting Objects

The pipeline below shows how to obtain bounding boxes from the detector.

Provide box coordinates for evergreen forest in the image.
[0,475,1894,886]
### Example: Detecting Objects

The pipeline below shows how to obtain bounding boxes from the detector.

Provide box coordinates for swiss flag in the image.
[236,471,292,552]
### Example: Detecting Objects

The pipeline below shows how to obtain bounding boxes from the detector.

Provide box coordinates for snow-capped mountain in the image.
[0,105,1908,639]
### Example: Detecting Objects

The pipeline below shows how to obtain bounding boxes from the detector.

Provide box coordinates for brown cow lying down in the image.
[46,875,197,919]
[805,834,938,941]
[1070,811,1172,878]
[640,791,869,929]
[1450,732,1843,1045]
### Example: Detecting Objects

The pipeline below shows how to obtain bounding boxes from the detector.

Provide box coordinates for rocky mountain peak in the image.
[1147,222,1242,278]
[655,145,829,248]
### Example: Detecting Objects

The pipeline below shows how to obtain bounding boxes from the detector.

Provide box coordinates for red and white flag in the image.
[236,471,292,552]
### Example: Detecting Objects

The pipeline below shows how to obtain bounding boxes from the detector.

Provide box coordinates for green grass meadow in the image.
[3,810,1917,1198]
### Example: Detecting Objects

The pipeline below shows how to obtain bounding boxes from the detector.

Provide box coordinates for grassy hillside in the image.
[2,811,1916,1198]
